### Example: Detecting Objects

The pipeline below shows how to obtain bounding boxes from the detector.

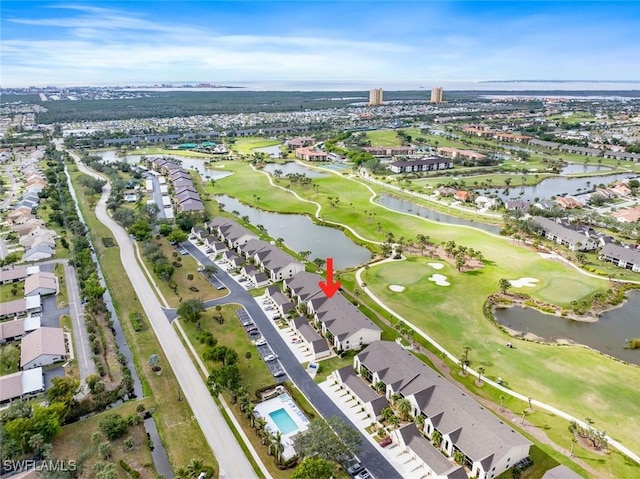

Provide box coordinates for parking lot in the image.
[234,309,286,380]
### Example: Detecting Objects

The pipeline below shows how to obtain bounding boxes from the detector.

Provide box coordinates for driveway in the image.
[40,295,69,328]
[182,242,402,479]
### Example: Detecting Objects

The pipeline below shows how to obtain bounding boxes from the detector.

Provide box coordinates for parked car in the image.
[180,249,189,255]
[346,462,364,476]
[354,470,371,479]
[379,437,392,447]
[263,354,278,362]
[255,338,267,346]
[291,338,302,344]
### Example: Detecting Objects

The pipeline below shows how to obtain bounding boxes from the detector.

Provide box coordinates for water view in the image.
[214,194,372,270]
[94,150,233,181]
[494,290,640,364]
[375,194,501,235]
[263,162,328,178]
[479,172,635,202]
[559,163,612,174]
[254,144,282,158]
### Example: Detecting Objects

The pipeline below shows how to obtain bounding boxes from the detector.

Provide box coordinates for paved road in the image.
[182,242,402,479]
[1,167,17,209]
[68,151,258,479]
[63,261,97,384]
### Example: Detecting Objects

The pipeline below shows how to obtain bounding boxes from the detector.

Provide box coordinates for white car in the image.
[264,354,278,362]
[255,338,267,346]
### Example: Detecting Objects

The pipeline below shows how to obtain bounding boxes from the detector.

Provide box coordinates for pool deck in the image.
[254,393,309,459]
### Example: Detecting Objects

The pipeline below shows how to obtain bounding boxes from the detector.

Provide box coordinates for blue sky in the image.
[1,1,639,87]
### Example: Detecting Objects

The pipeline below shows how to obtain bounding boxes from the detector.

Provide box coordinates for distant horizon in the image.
[2,1,639,87]
[4,79,640,93]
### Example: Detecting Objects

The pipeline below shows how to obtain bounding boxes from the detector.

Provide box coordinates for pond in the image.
[93,150,233,181]
[375,194,501,235]
[559,163,611,174]
[254,144,282,158]
[494,290,640,364]
[478,172,635,202]
[214,194,372,270]
[263,162,328,178]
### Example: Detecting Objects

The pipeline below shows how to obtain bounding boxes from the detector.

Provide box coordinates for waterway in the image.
[213,194,372,270]
[375,193,501,235]
[478,172,635,202]
[559,163,611,174]
[93,150,233,181]
[494,291,640,364]
[263,162,328,178]
[254,144,282,158]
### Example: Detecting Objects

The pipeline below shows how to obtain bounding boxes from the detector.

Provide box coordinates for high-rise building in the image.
[431,86,444,103]
[369,88,384,106]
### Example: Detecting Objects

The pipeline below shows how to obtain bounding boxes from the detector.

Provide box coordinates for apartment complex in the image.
[431,86,444,103]
[369,88,384,106]
[338,341,531,479]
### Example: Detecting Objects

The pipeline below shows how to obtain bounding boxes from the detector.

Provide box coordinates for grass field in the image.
[208,159,640,471]
[138,238,226,307]
[52,399,157,479]
[0,280,23,301]
[126,147,217,158]
[178,305,295,479]
[363,257,640,462]
[0,342,20,375]
[68,164,218,474]
[229,137,281,155]
[55,262,68,308]
[364,130,405,147]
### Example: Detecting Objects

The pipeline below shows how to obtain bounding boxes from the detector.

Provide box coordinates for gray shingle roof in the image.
[358,341,530,468]
[600,243,640,266]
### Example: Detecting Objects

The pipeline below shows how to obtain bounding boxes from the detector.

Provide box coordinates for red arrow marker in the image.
[318,257,341,298]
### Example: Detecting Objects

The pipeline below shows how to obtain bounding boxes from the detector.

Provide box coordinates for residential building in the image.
[353,341,531,479]
[265,285,295,316]
[437,147,487,163]
[369,88,384,106]
[332,366,388,420]
[20,327,67,370]
[292,317,331,360]
[612,206,640,223]
[295,147,327,161]
[555,196,583,209]
[0,295,41,320]
[24,271,58,297]
[0,265,39,284]
[240,265,269,287]
[454,190,471,203]
[389,157,453,174]
[532,217,597,251]
[430,87,444,104]
[286,137,315,148]
[22,245,54,262]
[0,368,44,404]
[0,317,40,343]
[283,272,381,351]
[599,243,640,272]
[207,217,258,248]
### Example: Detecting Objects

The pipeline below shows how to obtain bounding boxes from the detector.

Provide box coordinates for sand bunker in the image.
[389,285,405,292]
[509,277,539,288]
[428,274,450,286]
[214,165,226,168]
[427,262,444,270]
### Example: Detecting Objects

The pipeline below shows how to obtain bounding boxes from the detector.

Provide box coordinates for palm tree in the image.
[246,402,256,427]
[415,414,425,433]
[174,467,189,479]
[374,381,386,395]
[477,367,485,385]
[500,395,505,410]
[272,431,284,464]
[187,459,204,477]
[388,414,400,429]
[313,257,326,270]
[255,417,267,436]
[396,398,413,421]
[299,250,311,261]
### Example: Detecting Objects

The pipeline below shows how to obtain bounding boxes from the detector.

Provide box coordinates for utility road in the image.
[68,151,258,479]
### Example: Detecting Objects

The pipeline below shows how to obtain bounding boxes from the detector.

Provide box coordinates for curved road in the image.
[68,151,258,479]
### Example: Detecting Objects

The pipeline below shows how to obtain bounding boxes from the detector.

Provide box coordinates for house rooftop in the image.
[20,327,66,367]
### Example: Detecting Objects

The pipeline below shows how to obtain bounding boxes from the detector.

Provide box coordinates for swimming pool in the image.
[269,408,298,435]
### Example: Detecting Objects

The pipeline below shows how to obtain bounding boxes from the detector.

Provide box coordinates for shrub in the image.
[119,460,141,479]
[98,413,129,440]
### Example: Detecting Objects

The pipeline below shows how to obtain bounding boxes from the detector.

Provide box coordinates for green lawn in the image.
[229,137,281,156]
[0,281,23,301]
[55,262,68,308]
[363,257,640,458]
[0,342,20,375]
[178,304,275,397]
[138,238,226,308]
[208,159,640,475]
[364,130,404,147]
[68,163,218,475]
[125,147,218,158]
[52,399,158,479]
